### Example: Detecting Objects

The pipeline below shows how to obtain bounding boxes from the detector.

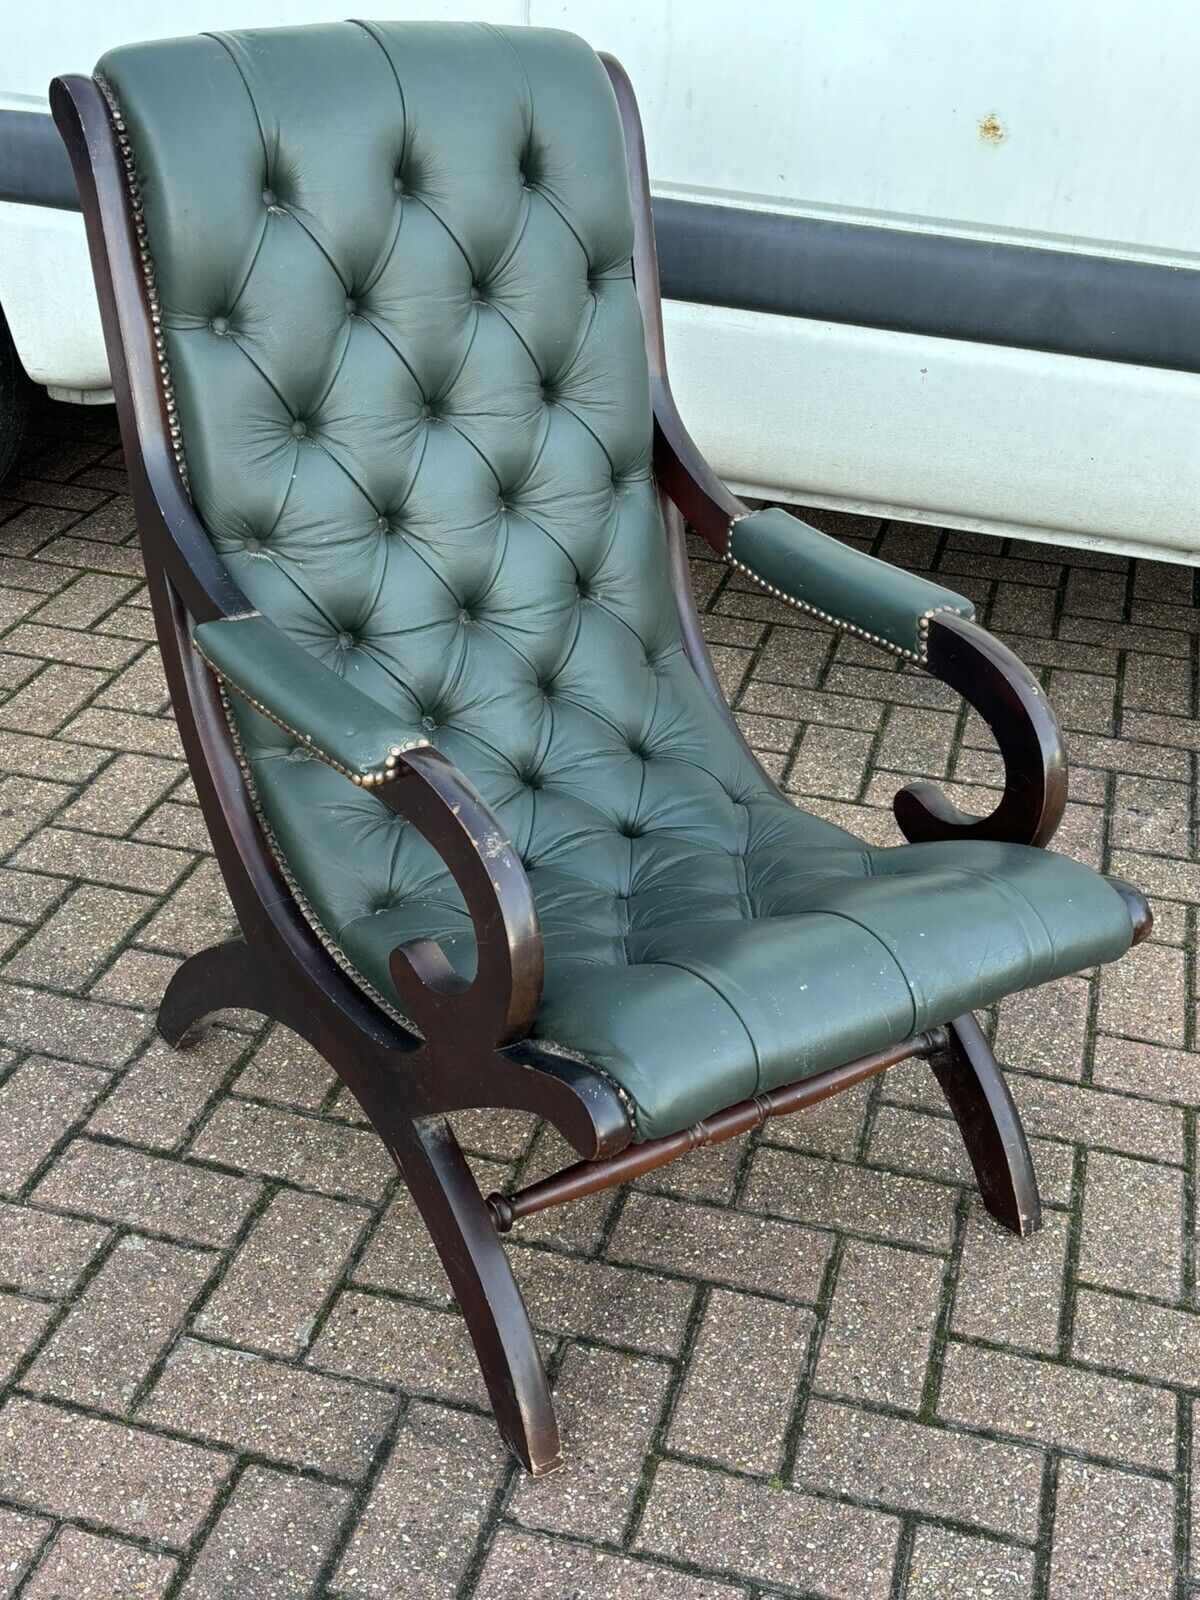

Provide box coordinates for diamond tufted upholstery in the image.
[98,22,1139,1140]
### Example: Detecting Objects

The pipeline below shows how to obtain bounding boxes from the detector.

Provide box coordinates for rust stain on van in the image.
[979,114,1005,145]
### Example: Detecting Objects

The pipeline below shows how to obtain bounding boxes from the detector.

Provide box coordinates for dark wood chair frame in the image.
[52,56,1151,1477]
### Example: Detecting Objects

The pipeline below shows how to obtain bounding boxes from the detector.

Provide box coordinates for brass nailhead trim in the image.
[726,518,970,666]
[191,637,429,785]
[96,75,191,492]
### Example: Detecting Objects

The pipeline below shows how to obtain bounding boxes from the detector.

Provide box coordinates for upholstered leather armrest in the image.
[192,612,427,786]
[728,506,975,664]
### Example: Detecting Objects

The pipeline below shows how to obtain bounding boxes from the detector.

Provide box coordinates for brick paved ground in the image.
[0,395,1196,1599]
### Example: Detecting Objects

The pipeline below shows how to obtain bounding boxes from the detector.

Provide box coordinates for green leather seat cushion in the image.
[99,20,1139,1142]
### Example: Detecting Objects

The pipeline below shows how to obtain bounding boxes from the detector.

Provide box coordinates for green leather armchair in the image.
[54,20,1149,1476]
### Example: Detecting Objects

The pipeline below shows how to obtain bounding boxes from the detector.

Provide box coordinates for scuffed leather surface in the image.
[100,22,1137,1139]
[730,506,974,658]
[194,612,423,779]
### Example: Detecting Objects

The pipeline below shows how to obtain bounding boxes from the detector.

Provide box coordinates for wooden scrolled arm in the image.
[383,745,544,1052]
[893,612,1068,849]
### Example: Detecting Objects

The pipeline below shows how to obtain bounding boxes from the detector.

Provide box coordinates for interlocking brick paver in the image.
[793,1398,1045,1540]
[937,1342,1176,1472]
[669,1288,811,1472]
[814,1238,945,1411]
[0,1293,54,1385]
[1079,1151,1184,1301]
[607,1190,830,1300]
[743,1146,958,1251]
[24,1233,213,1409]
[141,1338,397,1478]
[1047,1457,1176,1599]
[0,1201,109,1296]
[87,1030,243,1151]
[20,1527,177,1600]
[177,1465,351,1600]
[473,1528,748,1598]
[0,1395,230,1544]
[637,1459,901,1597]
[333,1402,506,1599]
[952,1205,1071,1354]
[310,1288,490,1407]
[905,1525,1035,1600]
[511,1344,671,1540]
[195,1188,369,1356]
[32,1138,260,1246]
[3,883,153,991]
[188,1098,393,1203]
[1073,1287,1200,1386]
[0,1057,110,1192]
[0,1506,49,1599]
[1,405,1194,1594]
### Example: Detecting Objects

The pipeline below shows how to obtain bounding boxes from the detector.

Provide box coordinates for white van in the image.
[3,1,1198,562]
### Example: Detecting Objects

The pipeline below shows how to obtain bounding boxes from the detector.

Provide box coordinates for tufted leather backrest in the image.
[98,22,776,980]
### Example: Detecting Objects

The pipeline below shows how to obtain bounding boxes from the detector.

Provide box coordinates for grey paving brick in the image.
[32,1138,261,1246]
[57,750,182,835]
[669,1288,811,1472]
[0,986,149,1069]
[1048,1457,1176,1599]
[195,1190,367,1359]
[188,1098,394,1203]
[0,1506,50,1600]
[0,1291,54,1384]
[814,1238,945,1411]
[1008,1071,1185,1164]
[905,1525,1035,1600]
[472,1528,748,1600]
[234,1027,338,1112]
[136,859,235,953]
[511,1244,694,1356]
[1091,1035,1200,1105]
[142,1337,397,1477]
[1073,1287,1200,1386]
[607,1190,830,1300]
[0,1057,111,1192]
[10,827,192,894]
[511,1343,671,1540]
[952,1205,1071,1354]
[177,1464,351,1600]
[742,1146,958,1252]
[793,1398,1044,1540]
[3,883,154,990]
[88,1030,243,1151]
[332,1402,506,1599]
[0,1200,109,1296]
[20,1528,176,1600]
[1079,1151,1184,1301]
[937,1341,1176,1472]
[994,977,1092,1081]
[309,1288,489,1406]
[637,1459,900,1597]
[0,1395,230,1545]
[24,1233,213,1409]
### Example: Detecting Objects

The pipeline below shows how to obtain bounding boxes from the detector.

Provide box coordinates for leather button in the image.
[345,296,358,315]
[421,714,437,732]
[458,608,472,626]
[376,515,389,532]
[290,420,307,438]
[336,631,354,650]
[393,173,407,195]
[262,186,277,207]
[419,402,434,421]
[210,316,229,336]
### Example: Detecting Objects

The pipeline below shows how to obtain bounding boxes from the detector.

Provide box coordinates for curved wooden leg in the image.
[932,1013,1042,1236]
[391,1114,561,1476]
[157,937,267,1047]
